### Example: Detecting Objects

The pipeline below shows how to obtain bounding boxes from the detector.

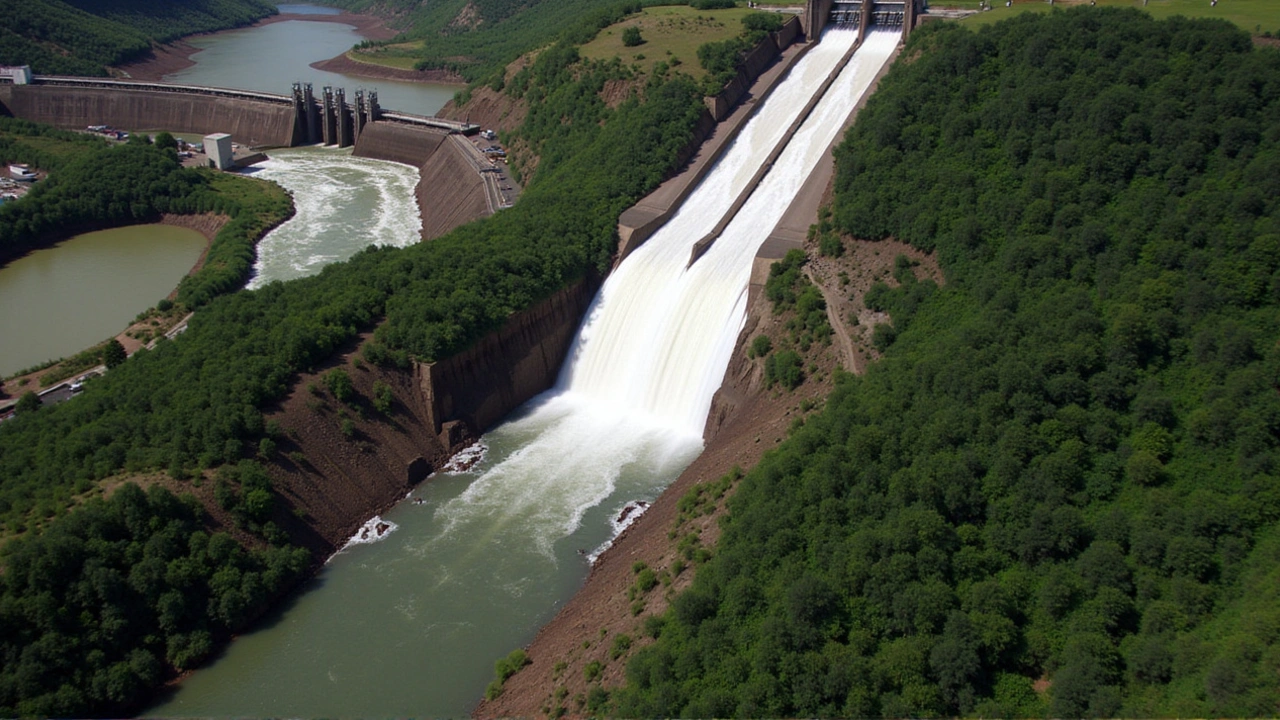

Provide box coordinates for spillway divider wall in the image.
[615,15,809,264]
[687,32,867,267]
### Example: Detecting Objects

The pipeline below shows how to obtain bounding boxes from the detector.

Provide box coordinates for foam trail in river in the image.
[246,147,421,288]
[427,29,898,560]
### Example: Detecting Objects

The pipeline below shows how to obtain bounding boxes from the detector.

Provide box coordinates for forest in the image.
[0,481,309,717]
[0,2,709,713]
[0,0,275,75]
[612,8,1280,717]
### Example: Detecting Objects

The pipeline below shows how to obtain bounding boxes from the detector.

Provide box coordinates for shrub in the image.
[622,26,643,47]
[764,350,803,389]
[610,634,632,660]
[325,368,354,403]
[819,233,844,257]
[749,334,772,358]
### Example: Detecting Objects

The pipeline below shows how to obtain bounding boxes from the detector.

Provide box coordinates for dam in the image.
[0,75,477,149]
[148,6,909,710]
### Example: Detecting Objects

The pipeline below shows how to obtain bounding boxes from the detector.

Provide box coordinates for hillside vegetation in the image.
[0,5,711,714]
[0,0,275,76]
[613,8,1280,716]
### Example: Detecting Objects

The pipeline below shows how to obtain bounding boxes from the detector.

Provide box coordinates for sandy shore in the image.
[309,53,464,86]
[116,10,410,82]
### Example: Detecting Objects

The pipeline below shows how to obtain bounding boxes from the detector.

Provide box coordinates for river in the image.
[148,27,897,716]
[0,225,205,377]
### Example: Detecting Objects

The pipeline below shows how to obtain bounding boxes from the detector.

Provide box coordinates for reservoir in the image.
[165,10,456,117]
[0,225,205,376]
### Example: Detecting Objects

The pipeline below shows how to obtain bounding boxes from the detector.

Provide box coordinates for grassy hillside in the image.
[613,8,1280,716]
[961,0,1280,33]
[0,0,275,76]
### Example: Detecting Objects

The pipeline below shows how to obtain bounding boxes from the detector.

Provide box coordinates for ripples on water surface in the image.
[246,147,421,288]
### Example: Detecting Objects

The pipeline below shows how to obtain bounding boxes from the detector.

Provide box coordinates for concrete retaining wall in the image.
[416,274,601,441]
[351,121,448,167]
[0,85,295,147]
[353,122,489,241]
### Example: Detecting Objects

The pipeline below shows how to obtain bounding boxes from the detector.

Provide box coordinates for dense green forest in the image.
[613,8,1280,716]
[0,0,274,75]
[0,5,709,713]
[0,481,309,717]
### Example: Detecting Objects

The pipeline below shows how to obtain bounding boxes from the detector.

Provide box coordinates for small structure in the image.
[0,66,32,85]
[9,164,36,181]
[203,133,234,170]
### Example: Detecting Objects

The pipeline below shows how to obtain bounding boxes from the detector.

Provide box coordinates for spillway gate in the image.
[292,82,381,147]
[804,0,922,42]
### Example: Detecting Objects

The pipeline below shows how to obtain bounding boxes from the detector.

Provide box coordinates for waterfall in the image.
[149,29,903,719]
[434,29,901,555]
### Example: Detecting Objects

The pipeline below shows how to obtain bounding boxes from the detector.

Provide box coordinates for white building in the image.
[0,66,33,84]
[203,133,234,170]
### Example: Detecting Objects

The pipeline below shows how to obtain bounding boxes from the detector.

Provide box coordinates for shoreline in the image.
[115,10,447,83]
[309,52,464,86]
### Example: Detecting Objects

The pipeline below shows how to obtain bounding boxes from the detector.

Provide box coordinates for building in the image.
[0,66,33,84]
[203,133,234,170]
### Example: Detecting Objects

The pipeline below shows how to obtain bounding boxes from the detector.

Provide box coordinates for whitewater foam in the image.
[246,147,421,288]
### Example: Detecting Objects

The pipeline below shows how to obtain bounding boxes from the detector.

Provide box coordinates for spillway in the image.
[148,28,899,718]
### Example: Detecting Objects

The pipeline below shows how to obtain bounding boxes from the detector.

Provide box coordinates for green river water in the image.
[0,225,205,376]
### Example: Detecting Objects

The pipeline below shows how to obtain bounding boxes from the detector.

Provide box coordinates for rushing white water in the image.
[435,29,900,555]
[246,147,421,288]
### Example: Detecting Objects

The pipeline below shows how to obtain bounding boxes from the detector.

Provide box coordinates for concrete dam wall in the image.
[0,85,296,147]
[353,122,489,241]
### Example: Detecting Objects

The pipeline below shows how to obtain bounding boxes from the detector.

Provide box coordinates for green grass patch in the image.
[578,5,758,80]
[961,0,1280,32]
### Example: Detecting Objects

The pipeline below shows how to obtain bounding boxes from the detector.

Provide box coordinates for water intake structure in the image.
[149,28,899,717]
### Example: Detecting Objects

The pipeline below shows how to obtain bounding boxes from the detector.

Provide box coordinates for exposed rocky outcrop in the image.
[418,274,601,441]
[264,274,601,553]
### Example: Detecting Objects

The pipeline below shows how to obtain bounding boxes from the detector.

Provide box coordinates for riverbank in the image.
[116,10,401,82]
[310,52,464,86]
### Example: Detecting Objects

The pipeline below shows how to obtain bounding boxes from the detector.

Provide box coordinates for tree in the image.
[622,26,644,47]
[15,391,40,414]
[102,339,126,368]
[153,132,178,151]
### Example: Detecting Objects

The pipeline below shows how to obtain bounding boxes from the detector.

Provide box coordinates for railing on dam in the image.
[380,111,479,135]
[34,75,293,106]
